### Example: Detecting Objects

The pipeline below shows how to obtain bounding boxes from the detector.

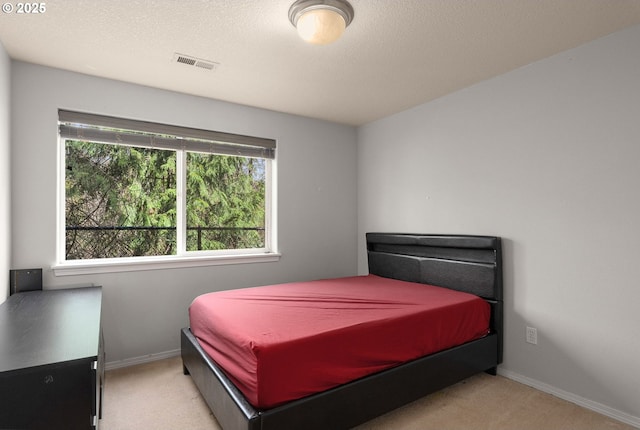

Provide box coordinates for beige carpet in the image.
[101,357,633,430]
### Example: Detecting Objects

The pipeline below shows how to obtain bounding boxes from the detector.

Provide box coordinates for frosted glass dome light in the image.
[289,0,354,45]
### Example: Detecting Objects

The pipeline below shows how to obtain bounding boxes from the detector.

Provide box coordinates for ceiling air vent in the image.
[173,53,219,71]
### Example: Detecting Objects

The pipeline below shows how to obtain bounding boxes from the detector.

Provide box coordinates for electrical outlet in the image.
[526,326,538,345]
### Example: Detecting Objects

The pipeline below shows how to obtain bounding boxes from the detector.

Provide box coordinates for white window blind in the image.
[58,110,276,159]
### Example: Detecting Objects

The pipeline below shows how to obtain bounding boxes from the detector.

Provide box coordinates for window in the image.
[56,110,277,273]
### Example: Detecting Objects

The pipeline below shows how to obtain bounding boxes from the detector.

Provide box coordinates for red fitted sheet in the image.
[189,274,490,409]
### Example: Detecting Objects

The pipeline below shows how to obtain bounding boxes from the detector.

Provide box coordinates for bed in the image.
[181,233,503,430]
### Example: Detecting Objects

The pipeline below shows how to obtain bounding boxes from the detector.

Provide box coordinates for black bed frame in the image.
[181,233,503,430]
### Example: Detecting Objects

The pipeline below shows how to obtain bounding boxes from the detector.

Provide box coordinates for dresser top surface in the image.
[0,287,102,373]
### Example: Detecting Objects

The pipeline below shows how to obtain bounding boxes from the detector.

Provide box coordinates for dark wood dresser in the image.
[0,287,104,429]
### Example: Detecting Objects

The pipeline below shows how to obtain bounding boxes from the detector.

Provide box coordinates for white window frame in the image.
[53,110,279,276]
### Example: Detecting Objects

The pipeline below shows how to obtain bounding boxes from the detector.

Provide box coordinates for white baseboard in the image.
[105,349,181,371]
[499,369,640,429]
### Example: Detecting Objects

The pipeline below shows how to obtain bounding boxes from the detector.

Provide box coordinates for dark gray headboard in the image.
[366,233,502,301]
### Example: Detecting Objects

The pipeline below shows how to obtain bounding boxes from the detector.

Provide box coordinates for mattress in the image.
[189,274,490,409]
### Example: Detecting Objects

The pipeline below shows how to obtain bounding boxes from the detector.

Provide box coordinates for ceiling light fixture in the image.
[288,0,354,45]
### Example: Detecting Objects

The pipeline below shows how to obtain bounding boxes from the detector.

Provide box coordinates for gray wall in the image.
[10,62,358,363]
[0,42,9,304]
[358,25,640,422]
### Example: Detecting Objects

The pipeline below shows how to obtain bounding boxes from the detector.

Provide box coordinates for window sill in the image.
[52,252,281,276]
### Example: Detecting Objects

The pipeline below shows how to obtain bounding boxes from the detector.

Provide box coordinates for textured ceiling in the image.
[1,0,640,125]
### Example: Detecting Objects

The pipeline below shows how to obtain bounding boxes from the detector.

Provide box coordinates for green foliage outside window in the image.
[186,153,265,251]
[65,140,266,260]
